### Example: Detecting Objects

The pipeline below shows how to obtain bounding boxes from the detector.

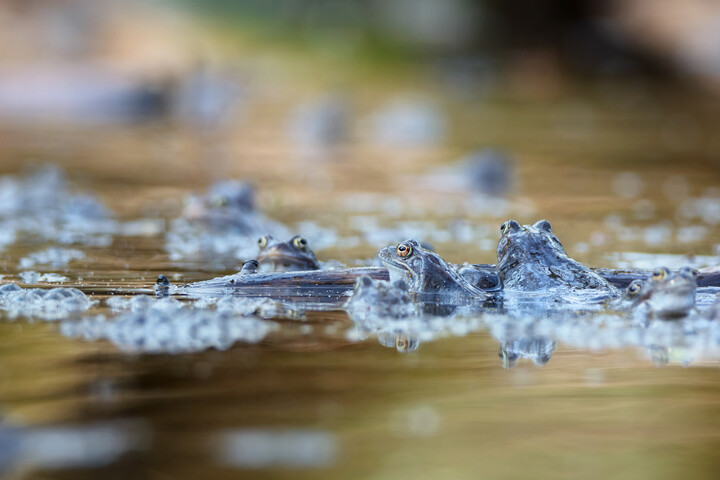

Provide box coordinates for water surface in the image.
[0,78,719,479]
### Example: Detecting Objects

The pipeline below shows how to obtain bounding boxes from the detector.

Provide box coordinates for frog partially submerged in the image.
[622,266,697,319]
[378,239,489,297]
[183,180,254,228]
[256,235,320,272]
[496,219,616,293]
[182,180,286,235]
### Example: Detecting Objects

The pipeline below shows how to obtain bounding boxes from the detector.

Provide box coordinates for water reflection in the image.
[0,420,147,474]
[61,308,274,354]
[498,337,557,369]
[215,429,337,469]
[378,333,420,353]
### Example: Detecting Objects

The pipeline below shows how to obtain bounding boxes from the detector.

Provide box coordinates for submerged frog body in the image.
[496,219,616,293]
[378,240,489,297]
[624,266,697,319]
[256,235,320,272]
[456,264,502,291]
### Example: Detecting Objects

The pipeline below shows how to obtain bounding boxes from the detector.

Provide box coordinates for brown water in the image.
[1,76,720,480]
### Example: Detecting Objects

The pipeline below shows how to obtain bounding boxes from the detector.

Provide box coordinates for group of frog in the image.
[160,181,717,323]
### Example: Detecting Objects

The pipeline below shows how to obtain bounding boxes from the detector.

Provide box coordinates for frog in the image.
[256,234,321,272]
[622,266,697,319]
[378,239,490,297]
[455,263,502,291]
[239,259,259,275]
[181,180,286,236]
[496,219,616,293]
[182,180,255,228]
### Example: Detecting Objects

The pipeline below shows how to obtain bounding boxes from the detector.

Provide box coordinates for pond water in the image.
[1,76,720,480]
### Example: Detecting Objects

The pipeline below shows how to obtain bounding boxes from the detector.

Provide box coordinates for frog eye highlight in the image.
[651,267,669,282]
[627,281,642,296]
[292,236,308,250]
[397,243,412,258]
[257,236,268,248]
[213,196,228,207]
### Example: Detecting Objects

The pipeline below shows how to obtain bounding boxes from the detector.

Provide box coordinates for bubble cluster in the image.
[0,283,94,320]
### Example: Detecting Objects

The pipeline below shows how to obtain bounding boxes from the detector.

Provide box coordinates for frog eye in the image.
[396,337,408,351]
[534,219,553,233]
[396,243,412,258]
[213,196,228,207]
[627,280,642,296]
[500,220,521,235]
[680,266,698,278]
[651,267,669,282]
[292,236,308,250]
[257,236,268,248]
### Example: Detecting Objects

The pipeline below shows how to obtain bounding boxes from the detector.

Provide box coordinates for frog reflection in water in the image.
[256,235,321,272]
[623,266,697,319]
[499,337,556,369]
[378,240,489,297]
[344,276,420,352]
[378,333,419,353]
[496,219,616,293]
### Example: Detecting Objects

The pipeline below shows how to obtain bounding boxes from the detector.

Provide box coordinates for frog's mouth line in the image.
[259,253,314,265]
